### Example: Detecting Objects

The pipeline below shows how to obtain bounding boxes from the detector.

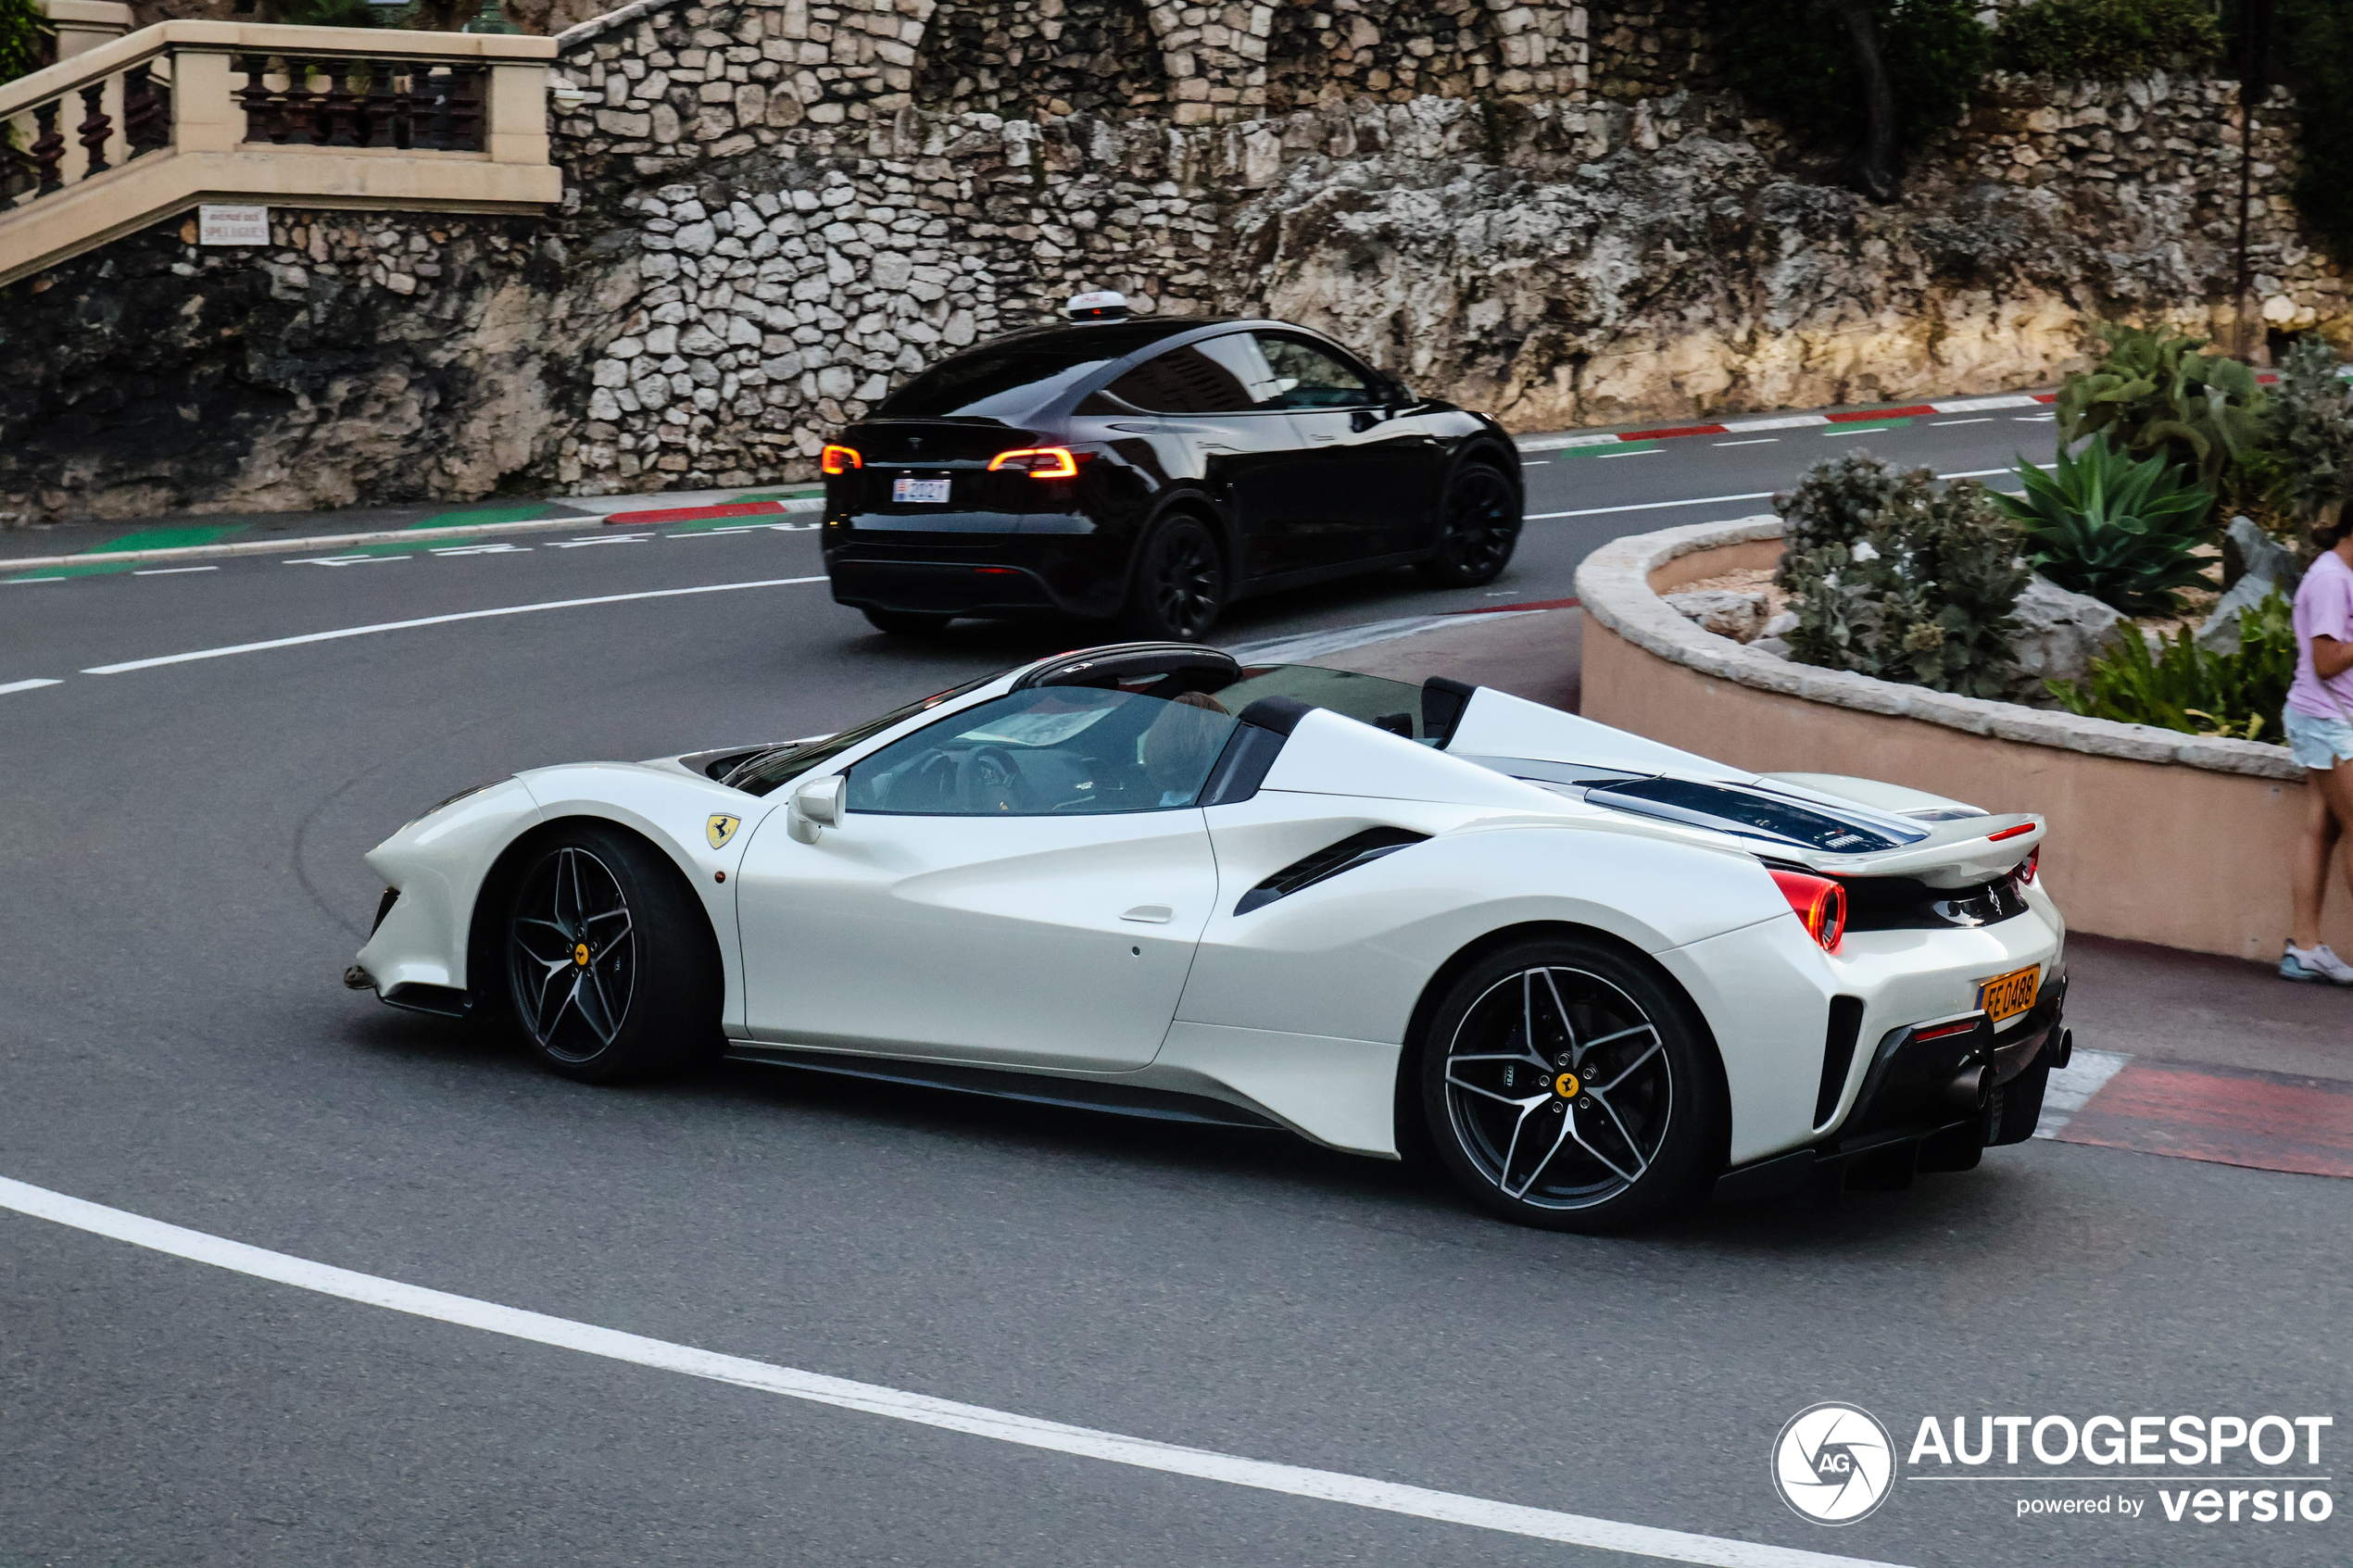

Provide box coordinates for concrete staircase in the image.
[1,19,562,287]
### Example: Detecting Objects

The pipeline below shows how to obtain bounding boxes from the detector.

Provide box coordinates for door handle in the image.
[1120,905,1175,923]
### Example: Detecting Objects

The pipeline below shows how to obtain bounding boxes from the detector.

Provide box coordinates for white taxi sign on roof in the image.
[1064,290,1130,321]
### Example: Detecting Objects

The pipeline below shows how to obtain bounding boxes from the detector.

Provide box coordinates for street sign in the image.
[197,205,270,246]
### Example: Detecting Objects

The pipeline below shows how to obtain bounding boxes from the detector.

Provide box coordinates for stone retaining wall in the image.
[1,0,2342,521]
[1575,517,2349,961]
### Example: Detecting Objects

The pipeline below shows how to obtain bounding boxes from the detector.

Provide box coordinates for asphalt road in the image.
[4,409,2346,1568]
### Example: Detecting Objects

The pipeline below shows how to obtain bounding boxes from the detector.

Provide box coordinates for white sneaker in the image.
[2280,944,2353,985]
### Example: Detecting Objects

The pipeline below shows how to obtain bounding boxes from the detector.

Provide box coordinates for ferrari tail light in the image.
[1769,869,1847,953]
[2014,846,2039,886]
[821,444,862,475]
[988,446,1079,478]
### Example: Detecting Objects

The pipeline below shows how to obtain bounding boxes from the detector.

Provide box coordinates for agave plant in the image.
[2056,322,2267,496]
[1989,434,2214,615]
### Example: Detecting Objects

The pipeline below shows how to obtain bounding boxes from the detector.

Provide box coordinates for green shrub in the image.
[1988,435,2214,614]
[2048,586,2298,740]
[1995,0,2223,78]
[2268,337,2353,533]
[0,0,54,83]
[1713,0,1993,157]
[1774,452,2031,698]
[2056,322,2267,499]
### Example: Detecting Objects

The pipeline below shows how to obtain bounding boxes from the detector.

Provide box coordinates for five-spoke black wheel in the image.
[1418,461,1521,588]
[504,825,721,1084]
[1122,516,1226,642]
[1419,936,1717,1231]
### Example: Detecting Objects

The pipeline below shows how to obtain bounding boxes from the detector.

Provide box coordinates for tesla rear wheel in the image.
[1419,936,1718,1232]
[862,608,955,636]
[1121,516,1226,642]
[504,826,721,1085]
[1418,462,1520,587]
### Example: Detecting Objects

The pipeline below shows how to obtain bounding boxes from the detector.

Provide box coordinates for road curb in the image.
[1,498,827,576]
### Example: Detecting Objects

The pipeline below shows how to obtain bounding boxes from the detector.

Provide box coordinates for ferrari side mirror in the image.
[788,774,844,842]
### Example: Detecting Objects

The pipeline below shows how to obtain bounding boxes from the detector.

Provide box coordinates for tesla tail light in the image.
[988,446,1079,478]
[1769,869,1847,953]
[821,444,862,475]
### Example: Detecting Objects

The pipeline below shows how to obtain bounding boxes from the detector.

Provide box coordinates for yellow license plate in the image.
[1976,965,2039,1024]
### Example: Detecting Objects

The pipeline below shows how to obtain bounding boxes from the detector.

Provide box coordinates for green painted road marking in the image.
[1553,440,1662,460]
[727,487,824,502]
[1822,417,1918,434]
[8,558,153,582]
[83,523,247,554]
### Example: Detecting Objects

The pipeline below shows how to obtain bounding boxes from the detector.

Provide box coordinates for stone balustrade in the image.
[0,20,562,288]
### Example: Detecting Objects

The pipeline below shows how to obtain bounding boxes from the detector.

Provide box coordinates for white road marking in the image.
[1713,438,1778,447]
[1597,448,1662,458]
[2014,415,2056,422]
[6,576,66,583]
[1529,492,1776,521]
[1226,610,1546,664]
[288,554,409,567]
[0,1173,1907,1568]
[1520,460,1551,467]
[1827,426,1889,435]
[1931,418,1993,427]
[133,565,220,575]
[431,543,533,557]
[2034,1048,2131,1138]
[0,677,64,695]
[81,576,829,675]
[1944,464,2058,479]
[548,533,654,547]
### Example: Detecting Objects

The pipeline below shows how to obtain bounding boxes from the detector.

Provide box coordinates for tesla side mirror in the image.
[788,774,844,842]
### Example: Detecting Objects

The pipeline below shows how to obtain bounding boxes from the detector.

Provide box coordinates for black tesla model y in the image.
[819,296,1524,640]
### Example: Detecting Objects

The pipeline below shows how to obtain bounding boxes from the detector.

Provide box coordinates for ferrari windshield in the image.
[720,661,1434,802]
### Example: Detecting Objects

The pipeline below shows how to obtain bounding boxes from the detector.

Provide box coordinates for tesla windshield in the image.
[877,323,1194,419]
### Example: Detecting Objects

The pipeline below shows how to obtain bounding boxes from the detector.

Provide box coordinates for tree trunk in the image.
[1827,0,1900,201]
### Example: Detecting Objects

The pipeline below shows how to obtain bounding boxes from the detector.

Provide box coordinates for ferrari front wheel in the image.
[503,825,720,1085]
[1419,936,1718,1232]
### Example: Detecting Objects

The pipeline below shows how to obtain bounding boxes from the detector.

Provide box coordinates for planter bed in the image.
[1574,516,2344,960]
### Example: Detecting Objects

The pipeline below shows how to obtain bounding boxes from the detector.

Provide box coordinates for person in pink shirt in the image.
[2281,518,2353,983]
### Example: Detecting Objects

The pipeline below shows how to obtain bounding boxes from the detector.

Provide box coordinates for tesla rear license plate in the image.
[1976,965,2038,1025]
[893,476,951,505]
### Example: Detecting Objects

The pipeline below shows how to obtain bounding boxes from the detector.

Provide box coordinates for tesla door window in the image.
[846,687,1239,814]
[1254,335,1376,408]
[1103,344,1262,414]
[880,323,1182,419]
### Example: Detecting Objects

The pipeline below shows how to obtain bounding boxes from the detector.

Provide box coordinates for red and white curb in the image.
[1517,394,2057,454]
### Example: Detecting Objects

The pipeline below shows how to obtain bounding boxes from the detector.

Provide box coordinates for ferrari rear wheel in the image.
[503,825,720,1085]
[1418,461,1520,587]
[1420,936,1718,1232]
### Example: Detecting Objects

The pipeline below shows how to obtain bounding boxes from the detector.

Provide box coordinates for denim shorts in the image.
[2284,708,2353,771]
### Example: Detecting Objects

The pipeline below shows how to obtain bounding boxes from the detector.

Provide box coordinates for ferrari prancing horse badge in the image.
[706,814,741,849]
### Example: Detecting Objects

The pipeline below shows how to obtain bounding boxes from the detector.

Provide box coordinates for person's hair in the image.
[2315,518,2348,552]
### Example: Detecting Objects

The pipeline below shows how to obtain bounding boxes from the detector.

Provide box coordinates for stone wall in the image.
[1,0,2343,521]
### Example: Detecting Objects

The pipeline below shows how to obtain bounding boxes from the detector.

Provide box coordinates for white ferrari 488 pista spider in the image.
[350,641,2070,1231]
